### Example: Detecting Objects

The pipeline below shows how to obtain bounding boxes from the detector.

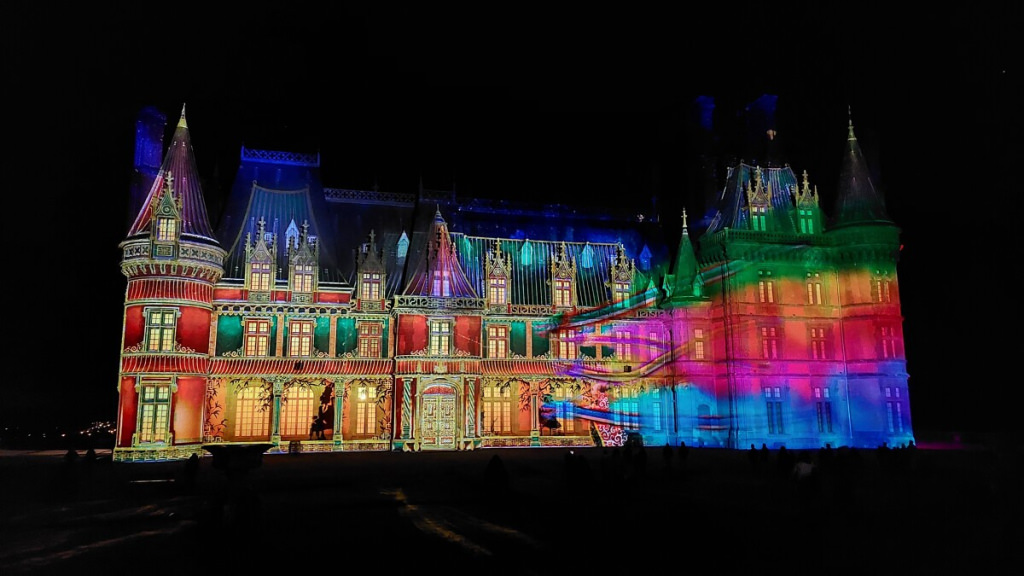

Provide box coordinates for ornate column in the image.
[333,379,346,447]
[400,377,413,439]
[465,377,477,439]
[271,377,284,447]
[530,379,540,446]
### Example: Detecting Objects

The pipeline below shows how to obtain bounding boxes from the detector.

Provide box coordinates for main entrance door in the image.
[420,385,457,449]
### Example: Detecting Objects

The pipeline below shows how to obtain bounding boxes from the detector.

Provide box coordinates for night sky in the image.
[6,3,1015,440]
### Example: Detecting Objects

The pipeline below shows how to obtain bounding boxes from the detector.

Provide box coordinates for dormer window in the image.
[751,205,767,231]
[292,264,314,293]
[488,276,507,305]
[554,278,572,308]
[155,217,178,242]
[250,261,272,291]
[613,280,630,303]
[361,272,381,300]
[432,270,452,298]
[798,209,815,234]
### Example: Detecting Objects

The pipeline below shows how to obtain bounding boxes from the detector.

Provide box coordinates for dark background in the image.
[4,3,1015,443]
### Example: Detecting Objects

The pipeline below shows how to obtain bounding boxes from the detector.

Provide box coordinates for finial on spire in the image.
[178,104,188,129]
[681,208,688,230]
[847,105,856,140]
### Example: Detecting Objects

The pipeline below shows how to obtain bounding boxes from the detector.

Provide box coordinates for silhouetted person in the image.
[662,442,674,476]
[749,443,760,473]
[309,416,320,440]
[484,453,509,493]
[677,441,689,472]
[776,446,794,478]
[182,453,200,493]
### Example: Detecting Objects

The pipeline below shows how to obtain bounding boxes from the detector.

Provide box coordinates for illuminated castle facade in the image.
[113,103,914,461]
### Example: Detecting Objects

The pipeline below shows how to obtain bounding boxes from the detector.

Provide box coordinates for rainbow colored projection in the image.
[113,102,914,462]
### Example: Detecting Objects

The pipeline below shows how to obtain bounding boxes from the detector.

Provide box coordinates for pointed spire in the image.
[126,103,218,243]
[830,107,892,229]
[402,207,478,298]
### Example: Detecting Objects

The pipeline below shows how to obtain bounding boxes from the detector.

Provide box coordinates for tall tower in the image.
[114,105,227,460]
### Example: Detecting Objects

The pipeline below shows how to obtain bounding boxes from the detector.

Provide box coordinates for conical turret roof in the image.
[125,105,219,245]
[829,110,892,229]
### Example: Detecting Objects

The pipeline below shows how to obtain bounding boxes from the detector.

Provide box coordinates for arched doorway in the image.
[420,383,458,450]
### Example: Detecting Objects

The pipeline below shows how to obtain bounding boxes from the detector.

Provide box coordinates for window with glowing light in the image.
[432,270,451,297]
[880,325,898,359]
[355,385,377,435]
[429,319,452,355]
[554,278,572,308]
[481,385,512,434]
[615,329,632,362]
[553,386,576,433]
[288,320,314,357]
[137,381,171,443]
[806,272,823,305]
[613,280,630,303]
[487,324,509,359]
[361,272,381,300]
[764,386,784,434]
[249,261,272,291]
[235,386,269,437]
[874,276,892,303]
[761,326,779,360]
[810,327,827,360]
[244,318,271,356]
[798,208,814,234]
[155,217,177,241]
[758,272,775,303]
[554,329,577,360]
[292,263,314,293]
[692,328,706,360]
[144,308,177,352]
[358,322,383,358]
[280,386,316,437]
[488,275,507,306]
[751,205,767,231]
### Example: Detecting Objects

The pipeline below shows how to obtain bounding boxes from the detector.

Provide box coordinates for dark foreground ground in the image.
[1,443,1021,575]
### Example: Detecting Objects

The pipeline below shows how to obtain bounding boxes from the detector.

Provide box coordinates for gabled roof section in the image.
[664,208,705,303]
[216,146,344,283]
[126,105,218,245]
[829,111,892,230]
[402,208,478,298]
[702,163,800,236]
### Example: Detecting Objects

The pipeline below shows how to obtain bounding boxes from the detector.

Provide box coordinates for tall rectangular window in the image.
[613,280,630,303]
[806,272,822,304]
[880,326,897,359]
[554,278,572,307]
[288,320,314,357]
[653,401,662,431]
[798,209,814,234]
[138,381,171,443]
[358,322,382,358]
[155,217,177,241]
[553,387,575,433]
[145,308,177,352]
[751,205,767,231]
[250,261,272,291]
[761,326,779,360]
[244,318,271,356]
[356,385,376,435]
[481,385,512,434]
[648,331,659,361]
[487,324,509,359]
[764,386,784,434]
[875,278,892,303]
[429,319,452,356]
[361,272,381,300]
[758,279,775,303]
[280,386,316,437]
[692,328,706,360]
[555,329,577,359]
[885,386,904,433]
[814,387,833,433]
[235,386,268,437]
[615,330,632,362]
[488,276,507,305]
[432,270,451,297]
[293,264,314,292]
[810,327,827,360]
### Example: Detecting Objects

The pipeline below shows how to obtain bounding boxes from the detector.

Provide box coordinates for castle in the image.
[113,100,914,461]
